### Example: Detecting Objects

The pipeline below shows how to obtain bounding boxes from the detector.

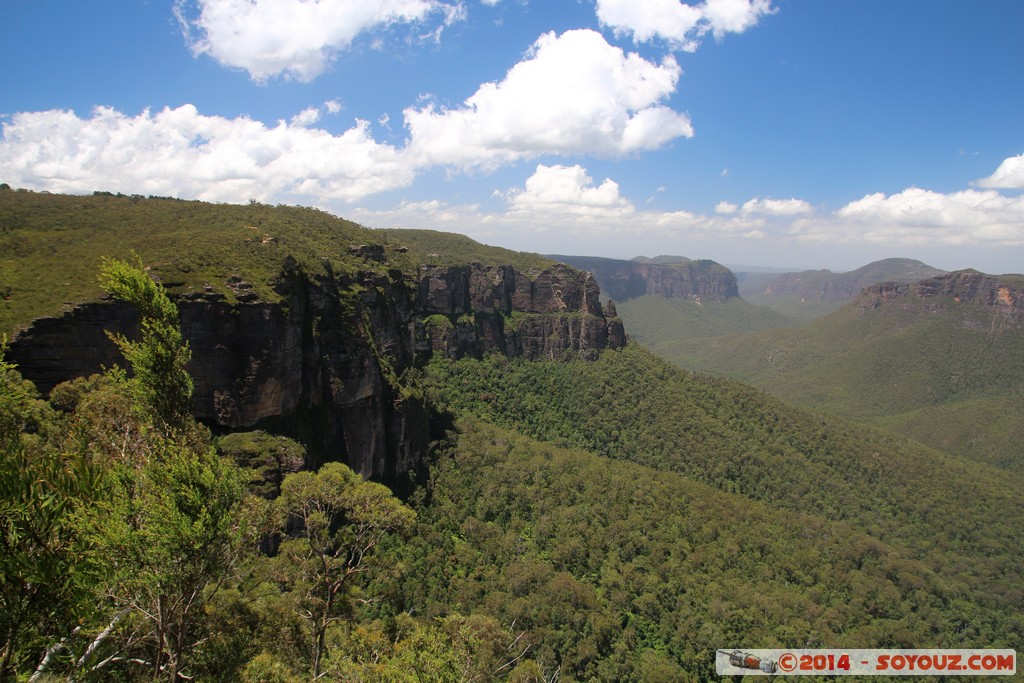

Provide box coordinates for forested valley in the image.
[4,259,1022,681]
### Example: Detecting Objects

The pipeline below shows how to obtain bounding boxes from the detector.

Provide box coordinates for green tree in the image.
[85,443,248,681]
[0,353,106,681]
[99,255,193,431]
[275,463,414,681]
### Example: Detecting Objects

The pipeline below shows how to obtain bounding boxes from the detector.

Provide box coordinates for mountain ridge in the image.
[1,190,624,479]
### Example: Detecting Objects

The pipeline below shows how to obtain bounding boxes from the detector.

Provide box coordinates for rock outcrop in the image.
[8,259,624,481]
[415,262,625,360]
[859,270,1024,324]
[548,254,738,302]
[753,258,947,303]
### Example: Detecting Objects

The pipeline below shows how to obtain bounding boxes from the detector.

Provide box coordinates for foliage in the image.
[381,417,1020,681]
[100,255,193,430]
[217,430,306,498]
[614,294,795,366]
[83,442,249,681]
[274,463,416,679]
[0,355,106,679]
[422,346,1024,642]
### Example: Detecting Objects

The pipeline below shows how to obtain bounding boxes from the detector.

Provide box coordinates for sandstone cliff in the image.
[548,254,738,303]
[750,258,946,303]
[858,270,1024,325]
[8,256,624,480]
[415,262,625,360]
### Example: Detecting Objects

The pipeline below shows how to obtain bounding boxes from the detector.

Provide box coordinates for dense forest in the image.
[4,259,1022,681]
[1,192,1021,681]
[646,279,1024,472]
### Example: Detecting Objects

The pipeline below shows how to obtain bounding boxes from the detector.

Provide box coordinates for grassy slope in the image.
[379,228,554,271]
[416,348,1024,670]
[682,295,1024,470]
[0,191,561,337]
[0,189,410,334]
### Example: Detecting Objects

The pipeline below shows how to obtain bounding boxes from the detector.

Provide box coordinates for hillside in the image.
[1,189,624,477]
[3,190,1022,681]
[738,258,947,321]
[549,253,799,363]
[410,347,1024,679]
[613,295,796,364]
[686,270,1024,469]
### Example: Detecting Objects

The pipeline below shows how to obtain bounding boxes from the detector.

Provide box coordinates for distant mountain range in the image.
[682,269,1024,470]
[738,258,948,320]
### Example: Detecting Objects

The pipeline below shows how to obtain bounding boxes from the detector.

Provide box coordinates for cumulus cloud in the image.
[505,164,635,217]
[596,0,774,50]
[975,153,1024,190]
[832,187,1024,245]
[740,197,813,216]
[715,200,738,214]
[0,105,413,203]
[404,29,693,169]
[175,0,458,82]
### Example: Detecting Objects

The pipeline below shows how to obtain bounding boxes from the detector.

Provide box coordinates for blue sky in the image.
[2,0,1023,273]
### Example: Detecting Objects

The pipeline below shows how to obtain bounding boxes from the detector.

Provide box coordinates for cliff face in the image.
[756,259,947,303]
[859,270,1024,324]
[548,255,738,302]
[415,262,625,360]
[8,259,623,480]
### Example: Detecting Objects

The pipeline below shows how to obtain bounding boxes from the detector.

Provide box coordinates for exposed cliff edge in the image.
[415,262,625,360]
[548,254,739,303]
[858,269,1024,324]
[1,191,624,481]
[8,256,624,481]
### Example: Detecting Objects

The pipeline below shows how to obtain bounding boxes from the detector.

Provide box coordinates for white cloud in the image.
[505,164,635,217]
[176,0,456,82]
[715,200,738,214]
[596,0,774,50]
[741,197,812,216]
[832,187,1024,245]
[404,29,693,169]
[975,153,1024,189]
[290,107,321,127]
[0,105,413,203]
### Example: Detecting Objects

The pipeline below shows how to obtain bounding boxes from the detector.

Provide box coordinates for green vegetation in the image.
[2,193,1021,680]
[0,190,408,334]
[679,291,1024,470]
[386,417,1003,680]
[0,262,420,681]
[615,294,795,365]
[380,228,555,271]
[422,348,1024,594]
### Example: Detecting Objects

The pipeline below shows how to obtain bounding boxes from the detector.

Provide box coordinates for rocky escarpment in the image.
[859,270,1024,325]
[415,262,625,360]
[549,254,738,303]
[755,258,946,303]
[7,258,624,480]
